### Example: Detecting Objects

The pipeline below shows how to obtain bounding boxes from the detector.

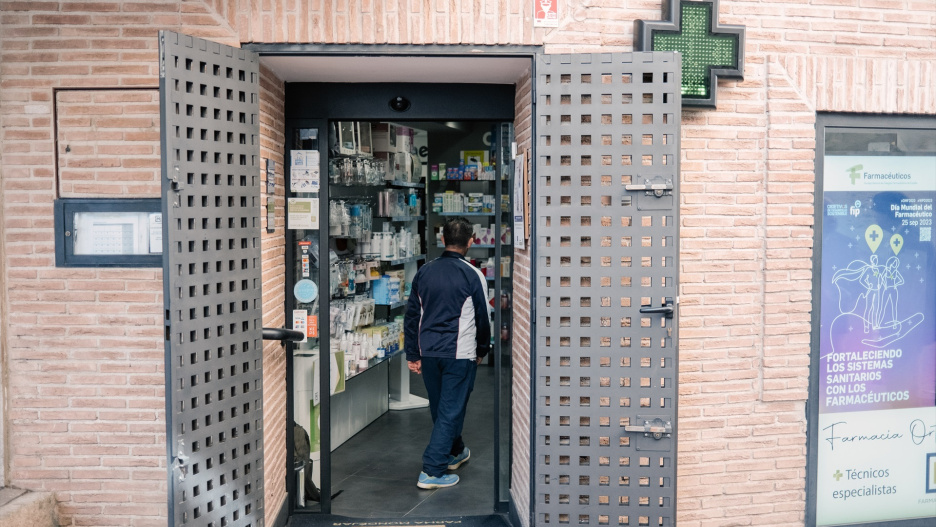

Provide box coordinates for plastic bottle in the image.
[339,333,349,356]
[407,189,418,216]
[351,335,362,367]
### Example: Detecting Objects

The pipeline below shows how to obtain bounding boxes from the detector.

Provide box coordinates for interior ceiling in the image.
[260,55,531,84]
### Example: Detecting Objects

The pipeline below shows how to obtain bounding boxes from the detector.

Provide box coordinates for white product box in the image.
[371,122,397,152]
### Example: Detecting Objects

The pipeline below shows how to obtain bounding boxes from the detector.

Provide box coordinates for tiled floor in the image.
[309,365,500,518]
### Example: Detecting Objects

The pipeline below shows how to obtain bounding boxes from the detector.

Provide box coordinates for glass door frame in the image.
[283,117,332,513]
[282,81,523,516]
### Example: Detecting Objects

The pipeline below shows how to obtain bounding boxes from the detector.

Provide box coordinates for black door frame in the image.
[244,44,539,519]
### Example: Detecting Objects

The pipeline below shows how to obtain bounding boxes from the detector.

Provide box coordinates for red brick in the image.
[32,14,93,25]
[62,3,122,12]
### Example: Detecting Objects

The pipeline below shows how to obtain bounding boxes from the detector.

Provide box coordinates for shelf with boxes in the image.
[324,121,428,385]
[424,128,515,360]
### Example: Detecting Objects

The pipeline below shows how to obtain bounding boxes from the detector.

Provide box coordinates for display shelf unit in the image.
[437,212,495,216]
[377,215,425,222]
[388,180,425,189]
[379,254,425,266]
[345,348,404,382]
[375,300,407,310]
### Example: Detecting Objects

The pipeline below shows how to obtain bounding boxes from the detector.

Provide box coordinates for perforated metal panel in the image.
[535,52,680,527]
[159,31,264,527]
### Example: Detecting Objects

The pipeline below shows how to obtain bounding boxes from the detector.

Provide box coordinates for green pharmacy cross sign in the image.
[635,0,745,108]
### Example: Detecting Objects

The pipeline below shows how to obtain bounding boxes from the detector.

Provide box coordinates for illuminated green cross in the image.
[635,0,745,107]
[654,3,737,98]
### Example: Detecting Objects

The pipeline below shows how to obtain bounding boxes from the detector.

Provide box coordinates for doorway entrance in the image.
[276,74,526,518]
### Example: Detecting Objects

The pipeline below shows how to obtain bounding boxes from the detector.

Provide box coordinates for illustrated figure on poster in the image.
[857,254,881,333]
[830,253,923,351]
[877,256,904,328]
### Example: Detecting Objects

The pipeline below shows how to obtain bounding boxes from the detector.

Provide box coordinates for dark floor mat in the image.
[295,367,502,518]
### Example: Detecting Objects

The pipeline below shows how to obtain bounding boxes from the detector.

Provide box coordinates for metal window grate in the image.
[534,52,680,527]
[159,31,264,527]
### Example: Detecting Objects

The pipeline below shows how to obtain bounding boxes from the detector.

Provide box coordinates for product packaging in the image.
[371,122,397,152]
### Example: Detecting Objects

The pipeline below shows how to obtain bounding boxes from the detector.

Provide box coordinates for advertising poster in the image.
[817,155,936,525]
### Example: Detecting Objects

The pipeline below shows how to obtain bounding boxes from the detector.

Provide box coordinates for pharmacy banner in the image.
[817,155,936,525]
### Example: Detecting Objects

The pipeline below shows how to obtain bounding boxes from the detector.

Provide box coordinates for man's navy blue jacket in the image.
[404,250,492,362]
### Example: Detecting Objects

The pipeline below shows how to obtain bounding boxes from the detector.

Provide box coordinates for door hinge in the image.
[168,165,184,207]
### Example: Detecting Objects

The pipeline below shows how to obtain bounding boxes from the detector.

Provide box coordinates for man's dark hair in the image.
[442,217,473,249]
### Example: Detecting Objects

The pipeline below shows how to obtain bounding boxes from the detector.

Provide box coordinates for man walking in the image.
[405,217,491,489]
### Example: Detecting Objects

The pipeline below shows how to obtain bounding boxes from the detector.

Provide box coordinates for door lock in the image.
[639,296,674,318]
[624,417,673,440]
[624,175,673,197]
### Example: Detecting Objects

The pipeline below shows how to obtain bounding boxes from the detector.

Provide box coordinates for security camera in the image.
[389,96,411,112]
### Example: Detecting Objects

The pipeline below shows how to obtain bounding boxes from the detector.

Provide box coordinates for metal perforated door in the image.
[159,31,264,527]
[535,52,681,527]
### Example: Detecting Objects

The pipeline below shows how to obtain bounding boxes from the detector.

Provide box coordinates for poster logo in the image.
[848,164,863,185]
[850,200,861,217]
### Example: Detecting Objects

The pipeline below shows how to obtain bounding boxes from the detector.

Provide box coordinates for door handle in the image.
[639,297,674,318]
[262,327,305,342]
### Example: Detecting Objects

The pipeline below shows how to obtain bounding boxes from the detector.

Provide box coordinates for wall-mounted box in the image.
[54,199,162,267]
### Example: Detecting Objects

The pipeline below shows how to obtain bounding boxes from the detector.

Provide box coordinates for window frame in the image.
[53,198,163,268]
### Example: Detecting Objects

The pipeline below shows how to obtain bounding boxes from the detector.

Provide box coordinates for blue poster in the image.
[817,155,936,525]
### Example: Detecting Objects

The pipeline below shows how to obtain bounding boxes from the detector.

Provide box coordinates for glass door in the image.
[284,120,330,513]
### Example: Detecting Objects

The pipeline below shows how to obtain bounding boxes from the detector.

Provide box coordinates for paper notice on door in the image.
[148,213,162,253]
[287,198,319,230]
[290,150,320,192]
[292,309,308,343]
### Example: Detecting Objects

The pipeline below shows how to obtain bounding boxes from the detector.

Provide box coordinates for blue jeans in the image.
[420,356,477,477]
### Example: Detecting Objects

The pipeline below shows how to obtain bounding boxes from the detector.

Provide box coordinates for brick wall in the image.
[0,2,281,526]
[5,78,169,524]
[511,64,534,527]
[1,1,934,527]
[258,62,288,525]
[56,89,161,197]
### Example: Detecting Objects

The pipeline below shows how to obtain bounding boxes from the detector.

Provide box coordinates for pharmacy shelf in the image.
[376,215,425,222]
[380,254,426,266]
[388,180,425,189]
[437,243,495,249]
[437,212,495,217]
[375,300,407,310]
[344,349,402,383]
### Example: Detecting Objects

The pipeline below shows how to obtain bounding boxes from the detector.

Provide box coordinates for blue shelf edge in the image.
[380,254,426,265]
[388,180,425,188]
